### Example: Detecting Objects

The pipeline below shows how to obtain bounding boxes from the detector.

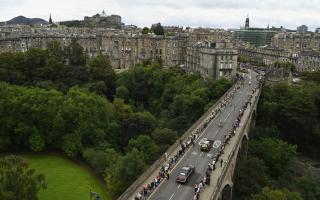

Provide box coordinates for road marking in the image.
[213,140,222,148]
[198,138,208,146]
[200,152,203,157]
[191,151,198,156]
[169,193,175,200]
[224,111,232,122]
[177,184,181,189]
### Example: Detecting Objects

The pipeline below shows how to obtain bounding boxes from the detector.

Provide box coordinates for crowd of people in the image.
[133,73,264,200]
[192,72,264,200]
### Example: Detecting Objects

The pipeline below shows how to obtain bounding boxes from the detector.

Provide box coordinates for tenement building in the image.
[272,32,320,52]
[238,46,292,65]
[0,25,239,79]
[236,24,320,72]
[100,32,188,69]
[293,51,320,72]
[188,28,232,43]
[186,42,238,80]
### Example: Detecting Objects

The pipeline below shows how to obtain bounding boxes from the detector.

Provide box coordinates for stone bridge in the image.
[117,70,264,200]
[207,84,261,200]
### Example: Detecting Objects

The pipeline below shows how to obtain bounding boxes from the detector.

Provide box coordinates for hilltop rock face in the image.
[5,16,48,25]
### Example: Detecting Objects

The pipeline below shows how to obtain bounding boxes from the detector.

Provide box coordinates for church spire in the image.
[245,15,250,29]
[49,13,53,24]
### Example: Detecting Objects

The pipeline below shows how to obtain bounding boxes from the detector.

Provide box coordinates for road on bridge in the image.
[148,70,259,200]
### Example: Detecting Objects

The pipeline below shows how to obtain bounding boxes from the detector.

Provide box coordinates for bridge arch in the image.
[250,108,258,132]
[239,135,249,158]
[220,184,233,200]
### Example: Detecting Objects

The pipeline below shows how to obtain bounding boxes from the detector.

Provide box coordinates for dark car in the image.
[200,138,213,152]
[176,165,195,183]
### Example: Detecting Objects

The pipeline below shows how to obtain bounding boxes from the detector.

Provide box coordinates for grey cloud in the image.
[0,0,319,31]
[112,0,320,10]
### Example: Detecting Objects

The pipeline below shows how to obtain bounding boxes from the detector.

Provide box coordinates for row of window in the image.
[220,63,233,69]
[219,55,234,60]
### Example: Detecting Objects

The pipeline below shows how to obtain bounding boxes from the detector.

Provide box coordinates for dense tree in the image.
[0,155,46,200]
[152,128,178,152]
[292,177,320,200]
[250,138,297,177]
[115,86,129,102]
[251,187,303,200]
[0,41,116,98]
[0,83,114,157]
[87,54,116,100]
[24,48,48,83]
[28,133,45,152]
[127,135,159,164]
[302,70,320,84]
[47,40,65,59]
[256,82,320,157]
[65,38,86,66]
[233,157,269,200]
[106,148,146,196]
[58,87,114,156]
[153,23,165,35]
[142,27,150,34]
[121,111,157,146]
[82,148,120,175]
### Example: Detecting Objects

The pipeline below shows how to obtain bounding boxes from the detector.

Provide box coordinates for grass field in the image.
[13,153,111,200]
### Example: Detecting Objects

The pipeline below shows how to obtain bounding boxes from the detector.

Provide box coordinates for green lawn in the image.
[14,153,110,200]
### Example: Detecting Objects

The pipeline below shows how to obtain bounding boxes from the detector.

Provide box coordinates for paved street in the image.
[148,71,259,200]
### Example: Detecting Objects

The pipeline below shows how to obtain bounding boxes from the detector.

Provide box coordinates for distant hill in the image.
[3,16,48,25]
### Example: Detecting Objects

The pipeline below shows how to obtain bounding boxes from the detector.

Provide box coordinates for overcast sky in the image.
[0,0,319,30]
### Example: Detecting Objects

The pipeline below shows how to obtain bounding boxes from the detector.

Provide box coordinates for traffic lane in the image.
[149,104,233,200]
[150,113,241,200]
[150,75,258,200]
[149,114,225,200]
[149,142,212,200]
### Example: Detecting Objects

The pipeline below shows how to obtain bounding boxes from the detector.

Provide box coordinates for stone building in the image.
[293,51,320,72]
[188,28,232,43]
[0,26,238,78]
[239,46,292,66]
[272,32,320,52]
[186,42,238,80]
[238,45,320,72]
[100,32,188,69]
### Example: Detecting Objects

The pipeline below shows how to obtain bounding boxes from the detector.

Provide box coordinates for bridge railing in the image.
[117,82,238,200]
[210,83,263,200]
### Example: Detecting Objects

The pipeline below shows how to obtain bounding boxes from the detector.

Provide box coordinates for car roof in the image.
[181,166,190,171]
